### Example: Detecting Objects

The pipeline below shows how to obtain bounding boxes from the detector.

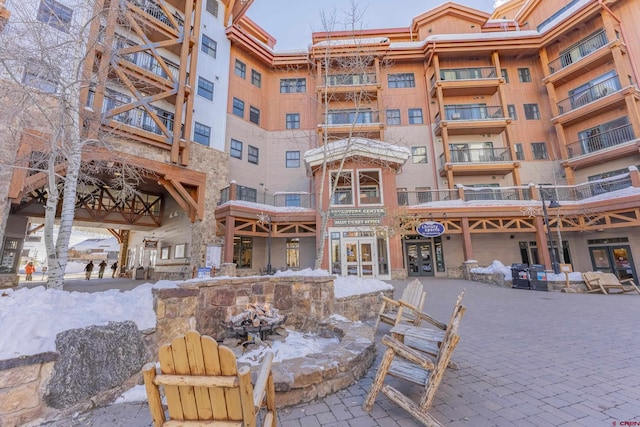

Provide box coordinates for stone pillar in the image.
[462,260,478,280]
[219,263,236,277]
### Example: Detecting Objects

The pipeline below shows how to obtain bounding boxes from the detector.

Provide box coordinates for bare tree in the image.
[0,0,145,288]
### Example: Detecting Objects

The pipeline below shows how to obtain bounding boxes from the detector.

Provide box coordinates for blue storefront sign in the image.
[416,221,445,237]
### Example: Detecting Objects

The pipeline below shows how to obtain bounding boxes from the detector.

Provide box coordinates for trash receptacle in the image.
[528,264,548,291]
[511,263,530,289]
[135,267,145,280]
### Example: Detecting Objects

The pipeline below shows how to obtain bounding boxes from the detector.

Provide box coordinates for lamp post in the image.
[257,212,272,274]
[539,185,561,274]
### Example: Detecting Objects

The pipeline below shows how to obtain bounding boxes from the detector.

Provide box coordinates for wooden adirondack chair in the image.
[363,293,466,427]
[143,330,277,427]
[582,271,640,295]
[373,279,427,334]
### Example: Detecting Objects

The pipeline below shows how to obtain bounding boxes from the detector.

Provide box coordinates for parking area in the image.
[41,278,640,426]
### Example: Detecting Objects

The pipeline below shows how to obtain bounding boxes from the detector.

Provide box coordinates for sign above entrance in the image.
[416,221,445,237]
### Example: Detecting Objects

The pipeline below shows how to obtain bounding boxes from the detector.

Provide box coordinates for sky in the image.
[246,0,500,51]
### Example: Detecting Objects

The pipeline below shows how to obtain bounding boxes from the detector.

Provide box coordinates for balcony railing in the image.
[548,30,608,74]
[322,73,377,86]
[439,147,512,167]
[566,123,635,158]
[397,189,459,205]
[218,186,315,209]
[442,105,505,121]
[557,75,621,114]
[322,110,381,126]
[542,173,632,201]
[128,0,184,31]
[116,41,180,82]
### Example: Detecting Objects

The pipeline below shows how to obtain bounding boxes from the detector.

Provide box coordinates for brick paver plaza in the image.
[42,278,640,426]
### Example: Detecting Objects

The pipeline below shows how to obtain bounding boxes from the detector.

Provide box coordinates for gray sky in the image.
[246,0,499,51]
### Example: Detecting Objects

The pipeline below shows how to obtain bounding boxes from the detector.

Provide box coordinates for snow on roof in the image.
[313,37,390,48]
[535,0,590,33]
[304,137,411,169]
[71,237,120,251]
[218,199,314,213]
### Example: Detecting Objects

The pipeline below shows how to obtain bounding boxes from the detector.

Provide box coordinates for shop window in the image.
[0,237,21,273]
[286,238,300,268]
[358,170,381,205]
[331,171,354,205]
[233,237,252,268]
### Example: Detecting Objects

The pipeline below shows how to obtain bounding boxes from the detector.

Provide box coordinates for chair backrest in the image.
[400,279,426,307]
[582,271,604,290]
[144,330,274,426]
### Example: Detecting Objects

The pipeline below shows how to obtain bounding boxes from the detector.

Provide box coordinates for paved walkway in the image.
[39,278,640,426]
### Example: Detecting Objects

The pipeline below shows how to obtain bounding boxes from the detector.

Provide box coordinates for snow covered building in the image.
[216,0,640,281]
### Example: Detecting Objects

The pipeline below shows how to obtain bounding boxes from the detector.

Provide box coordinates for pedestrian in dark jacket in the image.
[85,261,94,280]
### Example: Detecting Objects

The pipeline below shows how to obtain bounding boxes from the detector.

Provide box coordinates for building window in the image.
[197,77,214,100]
[507,104,517,120]
[233,237,252,268]
[230,139,243,159]
[518,67,531,83]
[22,66,58,93]
[386,109,401,125]
[251,69,261,88]
[280,78,306,93]
[0,237,21,274]
[286,151,300,168]
[501,69,509,83]
[205,0,218,17]
[234,59,246,78]
[531,142,548,160]
[408,108,423,124]
[514,143,524,160]
[285,195,300,207]
[358,170,381,205]
[37,0,73,32]
[232,97,244,117]
[248,145,259,164]
[249,106,260,125]
[416,186,432,204]
[193,122,211,145]
[524,103,540,120]
[201,35,217,58]
[286,238,300,267]
[331,171,354,206]
[412,146,427,163]
[286,113,300,129]
[388,73,415,88]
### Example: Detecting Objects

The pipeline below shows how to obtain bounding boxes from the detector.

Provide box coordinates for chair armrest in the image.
[253,351,274,408]
[620,278,634,285]
[396,300,447,330]
[381,334,435,370]
[379,295,401,307]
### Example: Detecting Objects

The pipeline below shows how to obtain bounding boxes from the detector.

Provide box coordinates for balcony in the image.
[554,76,628,126]
[430,67,501,97]
[557,75,621,114]
[435,106,510,136]
[566,123,637,167]
[218,186,315,209]
[126,0,186,49]
[545,30,619,85]
[438,147,516,177]
[318,109,384,137]
[317,73,379,99]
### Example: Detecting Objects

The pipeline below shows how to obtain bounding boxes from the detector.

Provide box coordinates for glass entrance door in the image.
[406,242,434,277]
[589,245,636,281]
[342,238,376,277]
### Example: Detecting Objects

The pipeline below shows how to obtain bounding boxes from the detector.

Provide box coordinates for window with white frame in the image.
[234,59,246,78]
[358,170,381,205]
[22,65,58,93]
[197,77,214,100]
[408,108,423,124]
[37,0,73,32]
[201,35,217,58]
[388,73,415,88]
[193,122,211,145]
[286,151,300,168]
[249,106,260,125]
[331,171,354,206]
[386,109,401,125]
[230,139,243,159]
[232,97,244,117]
[412,146,427,163]
[286,113,300,129]
[248,145,259,164]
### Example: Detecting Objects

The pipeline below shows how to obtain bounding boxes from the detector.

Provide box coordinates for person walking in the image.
[84,261,94,280]
[25,262,36,281]
[111,261,118,278]
[98,260,108,279]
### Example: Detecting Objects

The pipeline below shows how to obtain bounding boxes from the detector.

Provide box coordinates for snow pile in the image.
[470,260,584,282]
[238,330,340,365]
[333,275,393,298]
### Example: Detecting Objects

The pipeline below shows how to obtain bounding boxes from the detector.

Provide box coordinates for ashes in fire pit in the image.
[222,303,287,342]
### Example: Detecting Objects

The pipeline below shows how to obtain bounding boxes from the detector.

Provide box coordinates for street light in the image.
[539,185,561,274]
[257,212,272,275]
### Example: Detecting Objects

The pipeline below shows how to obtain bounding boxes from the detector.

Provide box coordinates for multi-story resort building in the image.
[1,0,639,286]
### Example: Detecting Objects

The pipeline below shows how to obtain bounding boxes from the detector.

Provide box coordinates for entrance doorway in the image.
[342,238,376,277]
[405,241,434,277]
[589,245,637,281]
